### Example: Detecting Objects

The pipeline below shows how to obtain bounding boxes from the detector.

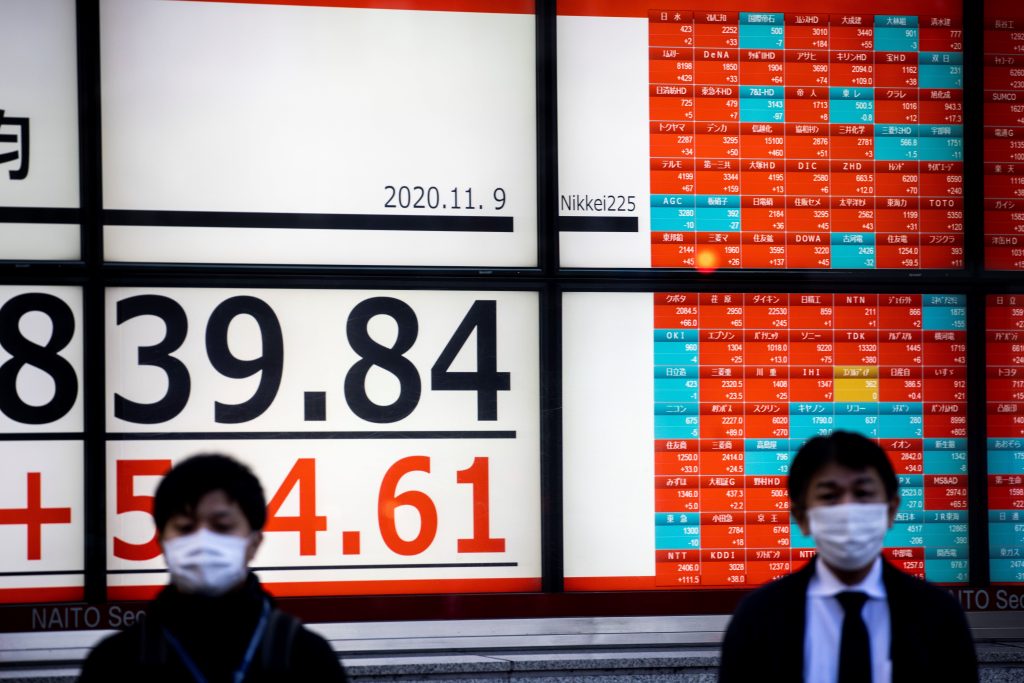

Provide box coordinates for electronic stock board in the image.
[559,0,964,270]
[564,291,968,589]
[3,0,1024,627]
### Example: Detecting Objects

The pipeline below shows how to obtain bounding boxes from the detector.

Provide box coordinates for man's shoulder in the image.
[91,622,146,655]
[719,563,811,681]
[881,563,977,680]
[735,563,813,612]
[882,562,964,615]
[724,562,813,644]
[78,623,147,681]
[291,621,336,657]
[882,562,958,600]
[264,609,346,680]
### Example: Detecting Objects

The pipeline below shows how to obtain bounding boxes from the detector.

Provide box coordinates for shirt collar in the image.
[807,556,886,600]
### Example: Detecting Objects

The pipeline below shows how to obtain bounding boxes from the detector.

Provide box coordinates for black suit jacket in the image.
[78,574,346,683]
[719,558,977,682]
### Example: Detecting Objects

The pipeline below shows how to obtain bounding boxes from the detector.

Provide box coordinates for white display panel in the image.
[562,293,655,582]
[104,287,540,598]
[0,286,85,603]
[557,16,651,267]
[100,0,537,267]
[0,0,81,261]
[0,225,80,262]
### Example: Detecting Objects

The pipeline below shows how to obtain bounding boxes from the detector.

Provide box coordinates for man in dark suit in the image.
[719,431,977,682]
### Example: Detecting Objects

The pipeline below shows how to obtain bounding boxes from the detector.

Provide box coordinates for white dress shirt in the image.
[804,556,891,683]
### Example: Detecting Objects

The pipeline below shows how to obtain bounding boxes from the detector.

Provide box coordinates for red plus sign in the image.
[0,473,72,560]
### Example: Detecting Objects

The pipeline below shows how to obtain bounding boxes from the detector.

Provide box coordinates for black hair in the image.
[787,431,898,513]
[153,453,266,533]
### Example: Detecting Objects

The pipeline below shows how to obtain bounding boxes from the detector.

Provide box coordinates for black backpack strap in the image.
[258,608,301,674]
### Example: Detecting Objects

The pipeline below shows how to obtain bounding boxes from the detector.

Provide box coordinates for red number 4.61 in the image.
[264,456,505,556]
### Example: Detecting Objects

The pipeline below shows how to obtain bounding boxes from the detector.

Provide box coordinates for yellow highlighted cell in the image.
[835,378,879,402]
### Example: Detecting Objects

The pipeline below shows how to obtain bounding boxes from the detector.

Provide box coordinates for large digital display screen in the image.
[984,0,1024,270]
[986,295,1024,582]
[100,0,537,267]
[0,286,85,603]
[564,291,967,589]
[0,0,81,261]
[11,0,1024,631]
[558,0,964,269]
[104,287,540,598]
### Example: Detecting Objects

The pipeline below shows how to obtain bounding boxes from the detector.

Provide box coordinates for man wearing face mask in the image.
[719,431,977,683]
[79,453,347,682]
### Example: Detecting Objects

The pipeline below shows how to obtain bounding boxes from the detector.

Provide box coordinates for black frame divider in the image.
[77,0,105,605]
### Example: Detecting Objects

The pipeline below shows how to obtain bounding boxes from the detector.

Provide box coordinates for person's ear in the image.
[245,530,263,564]
[793,506,810,536]
[887,496,900,529]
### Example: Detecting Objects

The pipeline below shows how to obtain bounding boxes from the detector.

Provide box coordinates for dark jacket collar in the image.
[149,571,269,667]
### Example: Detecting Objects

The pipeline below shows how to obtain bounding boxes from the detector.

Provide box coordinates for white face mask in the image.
[807,502,890,572]
[162,528,251,596]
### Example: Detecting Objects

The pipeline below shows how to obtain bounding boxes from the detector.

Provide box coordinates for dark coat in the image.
[719,558,977,682]
[78,574,346,682]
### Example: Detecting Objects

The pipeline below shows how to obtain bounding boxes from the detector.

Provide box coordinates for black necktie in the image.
[836,591,872,683]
